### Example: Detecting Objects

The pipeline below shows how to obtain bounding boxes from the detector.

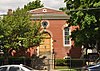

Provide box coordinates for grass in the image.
[54,66,78,71]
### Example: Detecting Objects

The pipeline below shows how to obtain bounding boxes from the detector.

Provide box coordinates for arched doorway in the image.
[39,32,51,58]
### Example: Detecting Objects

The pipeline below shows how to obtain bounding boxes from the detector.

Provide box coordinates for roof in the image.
[29,7,64,14]
[29,7,70,20]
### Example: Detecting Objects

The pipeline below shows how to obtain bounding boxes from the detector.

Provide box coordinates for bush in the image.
[0,57,4,65]
[0,55,46,69]
[65,59,85,68]
[55,59,67,66]
[55,59,85,68]
[8,57,31,66]
[0,56,31,66]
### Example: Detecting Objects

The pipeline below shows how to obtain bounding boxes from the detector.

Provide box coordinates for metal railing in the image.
[0,57,99,71]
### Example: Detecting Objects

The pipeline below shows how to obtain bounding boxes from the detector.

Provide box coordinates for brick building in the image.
[28,7,82,59]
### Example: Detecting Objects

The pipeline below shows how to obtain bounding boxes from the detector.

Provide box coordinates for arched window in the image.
[63,27,71,46]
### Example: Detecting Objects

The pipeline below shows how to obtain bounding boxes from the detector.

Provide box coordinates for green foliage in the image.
[59,7,66,11]
[65,0,100,49]
[8,57,31,65]
[24,0,44,10]
[0,56,46,69]
[0,57,31,66]
[0,5,42,56]
[0,57,4,65]
[55,59,67,66]
[55,59,85,67]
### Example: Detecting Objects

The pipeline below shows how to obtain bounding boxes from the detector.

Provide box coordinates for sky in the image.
[0,0,66,14]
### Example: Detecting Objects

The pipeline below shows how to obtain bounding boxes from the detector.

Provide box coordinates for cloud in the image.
[0,0,66,14]
[0,0,32,13]
[41,0,66,9]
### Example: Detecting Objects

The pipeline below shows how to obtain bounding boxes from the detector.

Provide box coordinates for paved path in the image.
[33,69,60,71]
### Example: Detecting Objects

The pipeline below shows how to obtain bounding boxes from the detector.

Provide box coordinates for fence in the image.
[0,57,53,71]
[0,57,99,71]
[55,58,100,71]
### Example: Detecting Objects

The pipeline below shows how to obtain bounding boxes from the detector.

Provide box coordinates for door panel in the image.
[39,32,51,57]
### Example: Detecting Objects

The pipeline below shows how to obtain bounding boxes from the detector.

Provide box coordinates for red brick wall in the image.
[47,20,66,58]
[29,8,82,59]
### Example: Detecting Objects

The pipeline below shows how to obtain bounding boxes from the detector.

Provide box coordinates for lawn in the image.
[54,66,78,71]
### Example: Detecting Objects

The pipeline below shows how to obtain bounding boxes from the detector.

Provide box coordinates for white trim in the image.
[37,46,39,56]
[42,9,47,12]
[40,29,53,37]
[30,14,70,20]
[51,38,53,59]
[29,7,63,13]
[63,27,71,47]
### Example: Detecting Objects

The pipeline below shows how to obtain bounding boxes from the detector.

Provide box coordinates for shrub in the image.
[55,59,67,66]
[55,58,85,68]
[65,59,85,68]
[0,57,4,65]
[8,57,31,66]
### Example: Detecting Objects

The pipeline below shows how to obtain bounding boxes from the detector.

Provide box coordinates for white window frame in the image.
[63,27,71,47]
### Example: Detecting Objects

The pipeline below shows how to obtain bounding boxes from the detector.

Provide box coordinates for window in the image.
[42,9,47,12]
[21,68,25,71]
[64,27,71,46]
[42,21,48,29]
[0,67,7,71]
[9,67,20,71]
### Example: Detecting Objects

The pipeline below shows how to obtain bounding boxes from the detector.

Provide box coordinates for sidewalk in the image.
[35,69,60,71]
[50,69,59,71]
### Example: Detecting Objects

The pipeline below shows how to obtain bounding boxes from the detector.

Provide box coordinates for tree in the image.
[0,8,42,56]
[24,0,44,11]
[0,0,44,57]
[59,7,66,11]
[64,0,100,52]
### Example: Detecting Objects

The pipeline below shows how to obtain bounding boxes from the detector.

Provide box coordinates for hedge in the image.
[55,59,85,68]
[55,59,67,66]
[0,57,31,66]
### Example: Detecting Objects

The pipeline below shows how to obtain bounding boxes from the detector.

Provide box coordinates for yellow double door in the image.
[39,32,51,58]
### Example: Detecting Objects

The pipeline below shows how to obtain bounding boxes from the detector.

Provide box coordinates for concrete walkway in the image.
[33,69,60,71]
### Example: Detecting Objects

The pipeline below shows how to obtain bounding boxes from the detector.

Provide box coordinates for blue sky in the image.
[0,0,66,14]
